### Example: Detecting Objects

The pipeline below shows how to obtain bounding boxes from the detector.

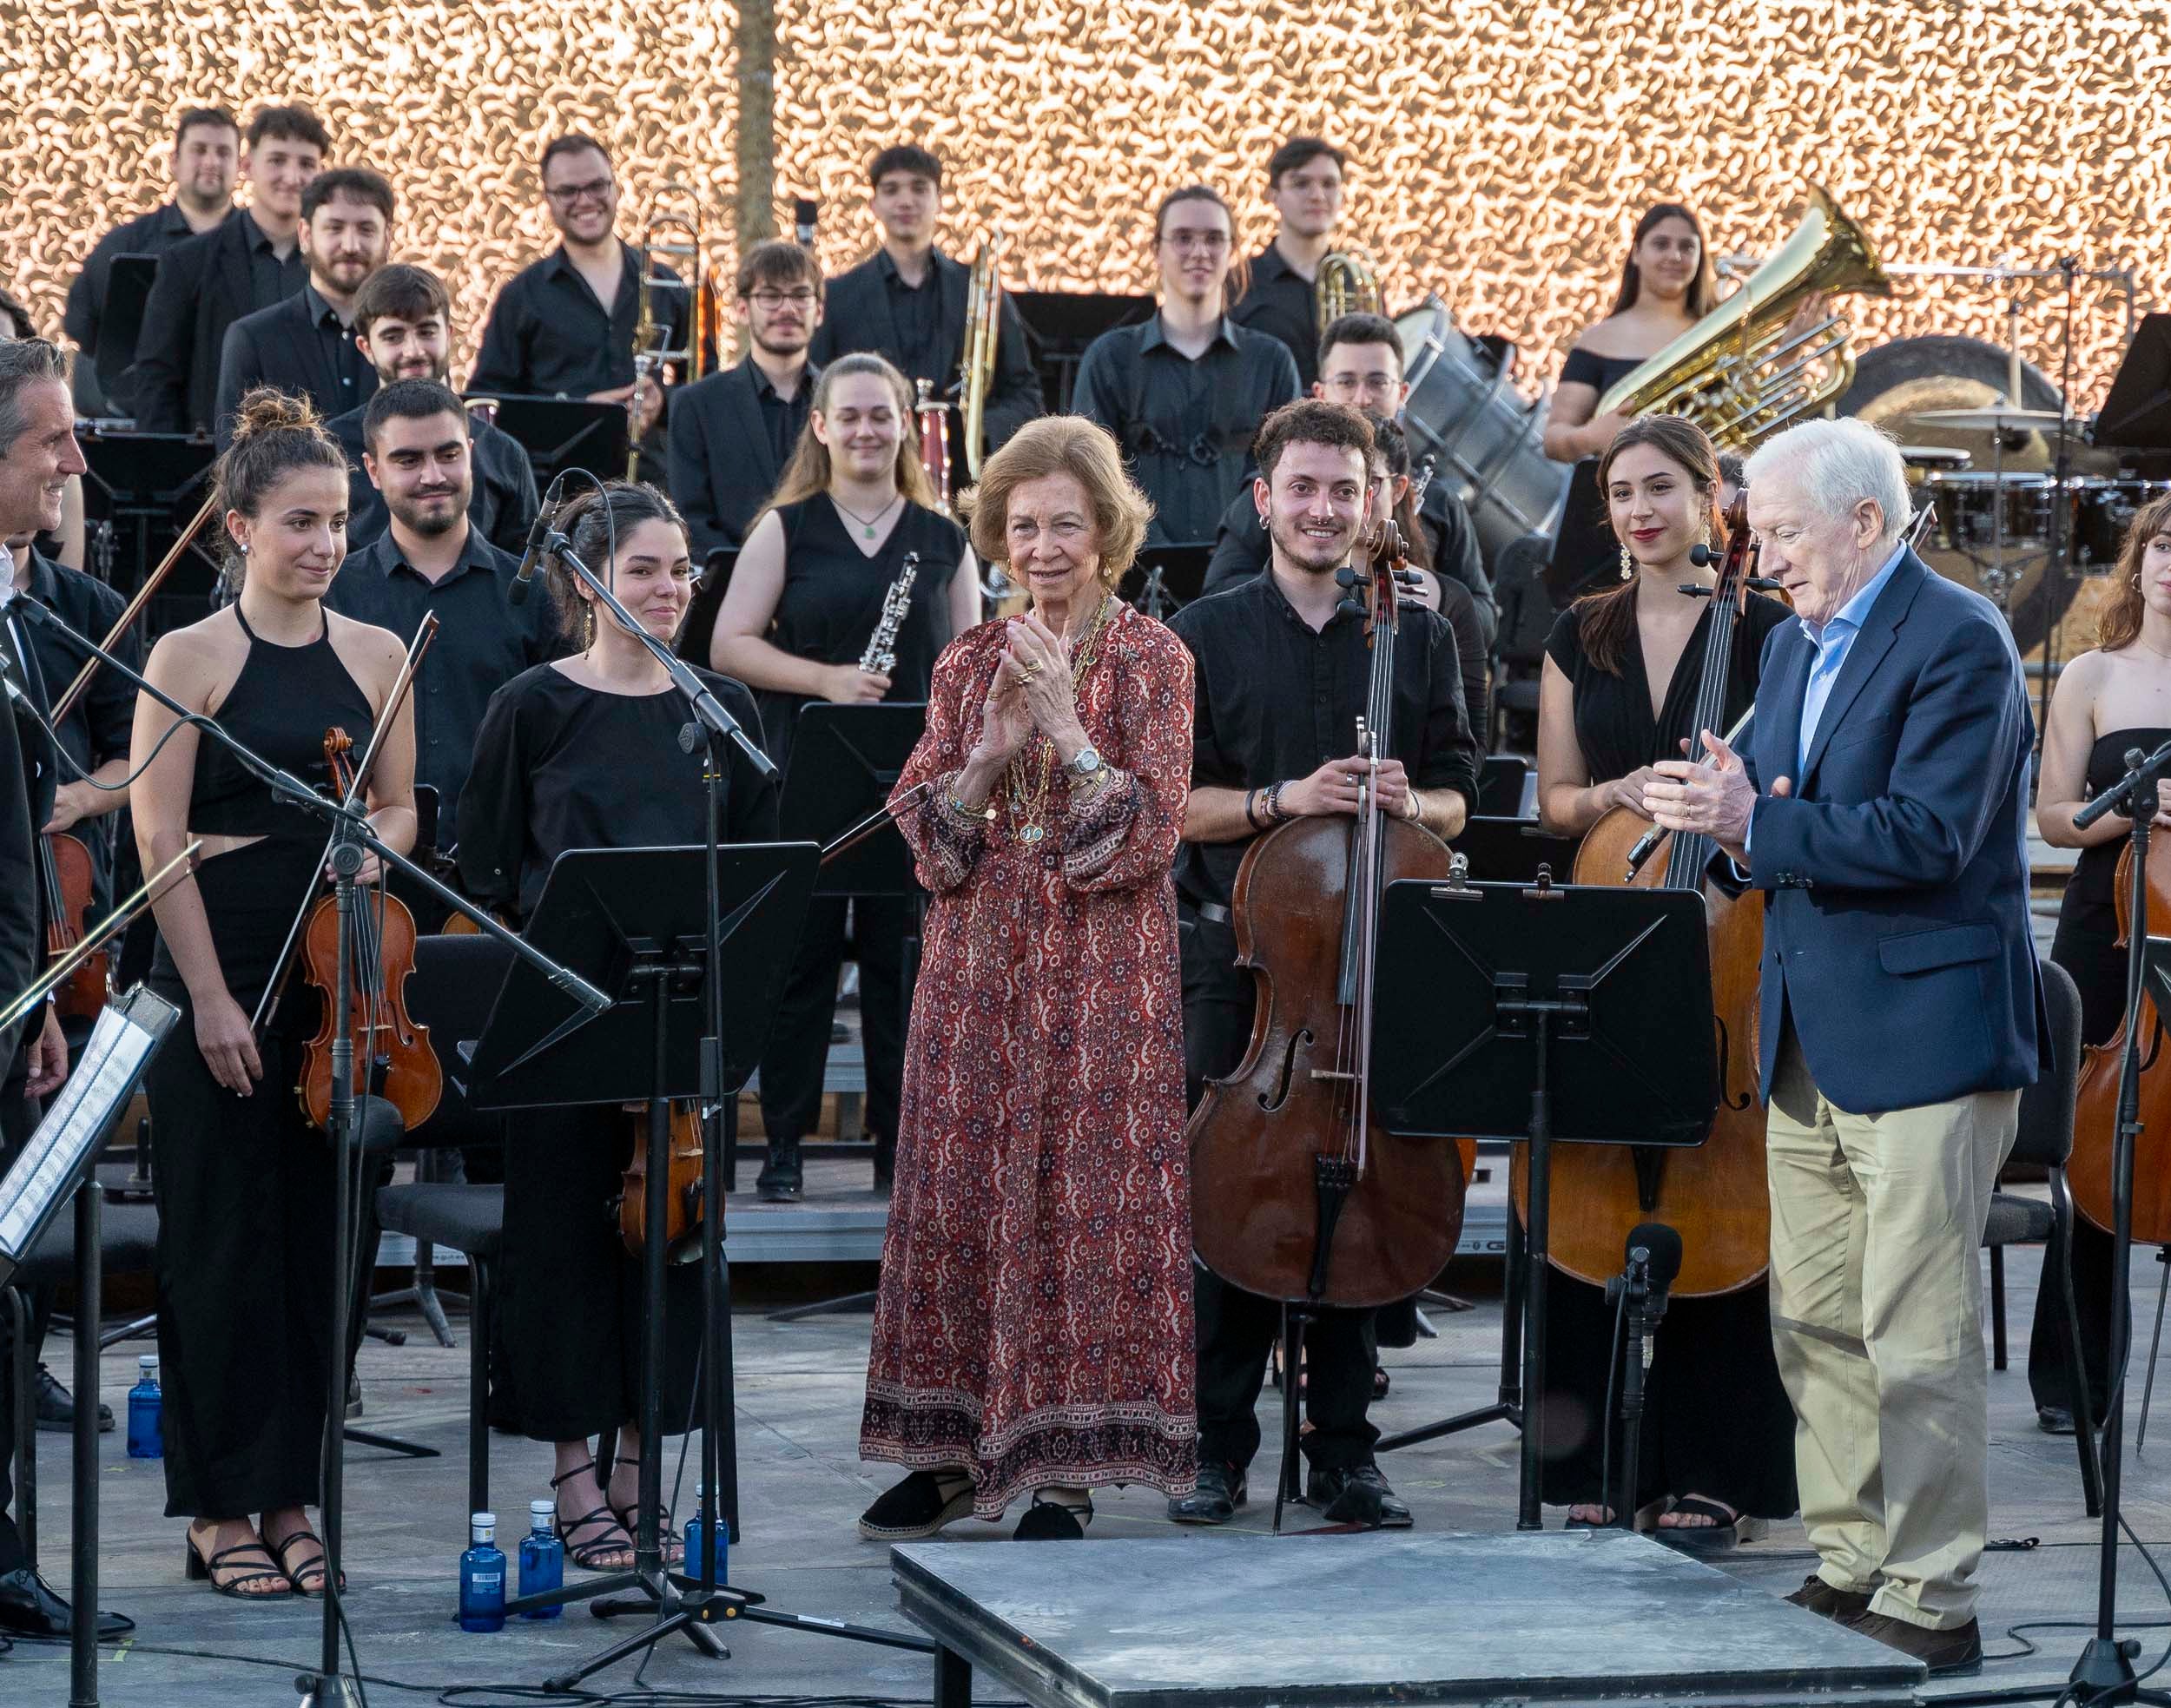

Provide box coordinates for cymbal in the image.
[1911,406,2074,433]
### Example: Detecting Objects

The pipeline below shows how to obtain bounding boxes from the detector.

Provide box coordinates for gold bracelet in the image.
[947,792,995,824]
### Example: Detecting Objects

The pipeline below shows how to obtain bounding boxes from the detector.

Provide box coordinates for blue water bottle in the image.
[518,1498,564,1619]
[126,1355,161,1459]
[683,1483,728,1585]
[459,1513,506,1632]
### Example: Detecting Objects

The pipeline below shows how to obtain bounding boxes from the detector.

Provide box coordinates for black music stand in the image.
[478,395,630,489]
[471,843,817,1666]
[1448,815,1580,885]
[1475,755,1530,818]
[1119,543,1212,621]
[75,429,216,603]
[766,702,927,1309]
[1007,290,1155,413]
[2097,311,2171,452]
[1368,869,1716,1529]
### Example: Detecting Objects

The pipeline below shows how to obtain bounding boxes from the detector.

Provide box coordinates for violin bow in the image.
[0,840,202,1033]
[49,497,216,729]
[249,613,439,1036]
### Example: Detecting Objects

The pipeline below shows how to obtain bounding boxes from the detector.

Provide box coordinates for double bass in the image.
[2070,834,2171,1246]
[1188,519,1475,1309]
[1514,487,1772,1297]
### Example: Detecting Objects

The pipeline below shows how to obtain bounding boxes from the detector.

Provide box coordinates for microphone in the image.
[2075,739,2171,830]
[1621,1221,1683,1340]
[794,197,819,249]
[509,492,561,608]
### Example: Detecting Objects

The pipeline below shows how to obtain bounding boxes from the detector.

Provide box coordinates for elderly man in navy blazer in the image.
[1646,417,2042,1679]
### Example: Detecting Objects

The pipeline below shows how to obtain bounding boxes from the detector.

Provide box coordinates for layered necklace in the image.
[1006,594,1116,845]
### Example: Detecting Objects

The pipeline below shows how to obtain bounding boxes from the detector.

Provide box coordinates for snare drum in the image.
[1396,298,1568,570]
[2072,478,2171,566]
[1920,472,2059,556]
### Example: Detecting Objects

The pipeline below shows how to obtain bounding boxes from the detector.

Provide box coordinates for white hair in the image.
[1742,417,1910,544]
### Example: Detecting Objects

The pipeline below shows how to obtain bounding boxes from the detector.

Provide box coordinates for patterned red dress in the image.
[861,597,1198,1515]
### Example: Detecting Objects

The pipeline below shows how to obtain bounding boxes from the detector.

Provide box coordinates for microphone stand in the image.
[2064,738,2171,1708]
[1613,1247,1654,1533]
[12,597,610,1708]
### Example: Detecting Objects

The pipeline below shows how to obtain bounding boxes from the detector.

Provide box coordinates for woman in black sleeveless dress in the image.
[709,353,980,1201]
[133,391,418,1599]
[2031,493,2171,1431]
[460,482,779,1573]
[1534,415,1797,1546]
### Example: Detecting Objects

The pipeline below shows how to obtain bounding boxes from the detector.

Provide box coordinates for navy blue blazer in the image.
[1744,550,2045,1114]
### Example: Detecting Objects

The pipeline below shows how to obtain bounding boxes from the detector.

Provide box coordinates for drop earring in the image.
[1619,544,1633,581]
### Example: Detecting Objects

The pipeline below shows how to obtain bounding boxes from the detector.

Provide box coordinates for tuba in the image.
[1316,248,1382,335]
[1594,183,1891,451]
[960,231,1006,482]
[625,183,722,478]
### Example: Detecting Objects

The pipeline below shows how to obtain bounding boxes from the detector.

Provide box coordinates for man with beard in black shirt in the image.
[1168,398,1475,1533]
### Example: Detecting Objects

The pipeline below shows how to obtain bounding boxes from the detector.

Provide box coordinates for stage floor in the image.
[3,1238,2165,1706]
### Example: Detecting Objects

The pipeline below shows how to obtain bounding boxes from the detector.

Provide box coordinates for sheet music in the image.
[0,995,168,1262]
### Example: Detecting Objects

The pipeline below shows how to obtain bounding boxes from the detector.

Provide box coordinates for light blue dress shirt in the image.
[1792,542,1907,782]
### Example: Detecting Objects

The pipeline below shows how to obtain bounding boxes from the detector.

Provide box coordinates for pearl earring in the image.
[1619,545,1633,582]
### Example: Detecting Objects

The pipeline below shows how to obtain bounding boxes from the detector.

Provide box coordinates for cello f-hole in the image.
[1714,1015,1755,1112]
[1256,1028,1314,1112]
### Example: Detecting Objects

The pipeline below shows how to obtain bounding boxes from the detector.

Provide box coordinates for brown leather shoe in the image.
[1845,1612,1983,1677]
[1784,1573,1874,1624]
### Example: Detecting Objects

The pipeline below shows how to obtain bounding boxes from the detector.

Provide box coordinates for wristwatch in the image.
[1069,746,1105,780]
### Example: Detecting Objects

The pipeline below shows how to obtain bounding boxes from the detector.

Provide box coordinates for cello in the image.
[1514,486,1772,1297]
[2070,834,2171,1246]
[1188,518,1475,1310]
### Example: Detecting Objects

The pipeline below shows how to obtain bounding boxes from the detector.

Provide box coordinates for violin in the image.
[296,727,442,1132]
[1187,520,1475,1309]
[616,1101,709,1263]
[36,829,104,1019]
[1521,485,1772,1297]
[2070,836,2171,1246]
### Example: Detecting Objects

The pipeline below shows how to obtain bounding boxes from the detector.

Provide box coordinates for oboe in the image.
[860,552,921,676]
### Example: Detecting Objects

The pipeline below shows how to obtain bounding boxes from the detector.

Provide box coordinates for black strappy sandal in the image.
[268,1527,342,1598]
[605,1455,683,1566]
[184,1531,295,1600]
[551,1461,637,1571]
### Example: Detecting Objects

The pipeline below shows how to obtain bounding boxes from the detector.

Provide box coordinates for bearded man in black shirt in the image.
[1168,399,1475,1532]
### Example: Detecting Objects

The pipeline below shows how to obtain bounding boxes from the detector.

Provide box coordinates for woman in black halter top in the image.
[709,353,980,1202]
[131,392,417,1601]
[2031,491,2171,1434]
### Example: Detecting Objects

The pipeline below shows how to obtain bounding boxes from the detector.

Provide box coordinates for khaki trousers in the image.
[1765,1025,2018,1630]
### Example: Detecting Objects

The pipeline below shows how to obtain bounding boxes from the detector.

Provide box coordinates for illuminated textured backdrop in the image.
[0,0,2153,402]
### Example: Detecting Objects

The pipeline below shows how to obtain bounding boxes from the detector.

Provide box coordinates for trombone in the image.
[960,231,1006,482]
[626,182,723,478]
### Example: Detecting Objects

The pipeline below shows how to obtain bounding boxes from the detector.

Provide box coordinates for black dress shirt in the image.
[323,525,567,835]
[1070,313,1300,546]
[467,241,687,401]
[665,355,819,561]
[241,208,307,306]
[1169,569,1476,910]
[64,200,211,412]
[327,403,542,561]
[878,250,943,381]
[1231,245,1322,389]
[13,549,135,897]
[213,282,373,447]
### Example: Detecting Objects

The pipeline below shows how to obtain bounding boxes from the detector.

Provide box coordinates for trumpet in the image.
[625,182,723,478]
[960,231,1006,481]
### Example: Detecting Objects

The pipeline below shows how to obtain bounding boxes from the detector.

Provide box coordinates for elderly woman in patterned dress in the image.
[856,415,1198,1541]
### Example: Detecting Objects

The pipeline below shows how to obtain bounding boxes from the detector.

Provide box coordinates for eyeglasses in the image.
[744,288,818,309]
[544,177,614,206]
[1161,232,1231,254]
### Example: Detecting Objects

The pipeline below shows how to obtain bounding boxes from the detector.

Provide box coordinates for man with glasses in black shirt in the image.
[1231,136,1349,390]
[1168,399,1475,1533]
[133,103,329,432]
[468,134,687,481]
[1072,186,1299,546]
[327,264,539,557]
[808,144,1041,486]
[670,239,825,561]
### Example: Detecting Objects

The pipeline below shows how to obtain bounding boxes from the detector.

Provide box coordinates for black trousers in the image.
[756,895,912,1146]
[0,1064,39,1572]
[1181,909,1380,1475]
[499,1103,702,1442]
[146,997,335,1520]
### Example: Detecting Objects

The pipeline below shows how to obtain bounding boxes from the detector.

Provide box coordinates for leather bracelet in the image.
[1244,788,1263,830]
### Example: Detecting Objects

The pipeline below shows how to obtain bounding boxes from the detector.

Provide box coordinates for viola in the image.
[1188,520,1475,1309]
[36,829,104,1019]
[617,1101,709,1263]
[1516,485,1772,1297]
[296,727,442,1132]
[2071,836,2171,1245]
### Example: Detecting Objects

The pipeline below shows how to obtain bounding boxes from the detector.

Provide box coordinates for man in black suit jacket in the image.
[807,143,1040,485]
[212,167,393,445]
[327,264,538,557]
[63,107,240,415]
[130,103,328,432]
[669,239,824,562]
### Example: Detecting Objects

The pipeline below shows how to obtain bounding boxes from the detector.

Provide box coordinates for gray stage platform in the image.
[894,1531,1925,1708]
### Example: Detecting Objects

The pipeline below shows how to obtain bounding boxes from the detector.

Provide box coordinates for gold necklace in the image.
[1006,596,1115,844]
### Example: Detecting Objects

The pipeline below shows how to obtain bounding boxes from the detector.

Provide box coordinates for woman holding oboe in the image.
[710,351,978,1201]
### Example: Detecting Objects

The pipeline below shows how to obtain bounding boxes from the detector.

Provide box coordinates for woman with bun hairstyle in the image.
[133,388,419,1599]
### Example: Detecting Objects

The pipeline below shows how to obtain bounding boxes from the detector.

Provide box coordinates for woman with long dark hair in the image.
[1533,412,1795,1548]
[1541,203,1718,465]
[459,481,779,1572]
[133,389,418,1599]
[2029,491,2171,1434]
[709,352,980,1200]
